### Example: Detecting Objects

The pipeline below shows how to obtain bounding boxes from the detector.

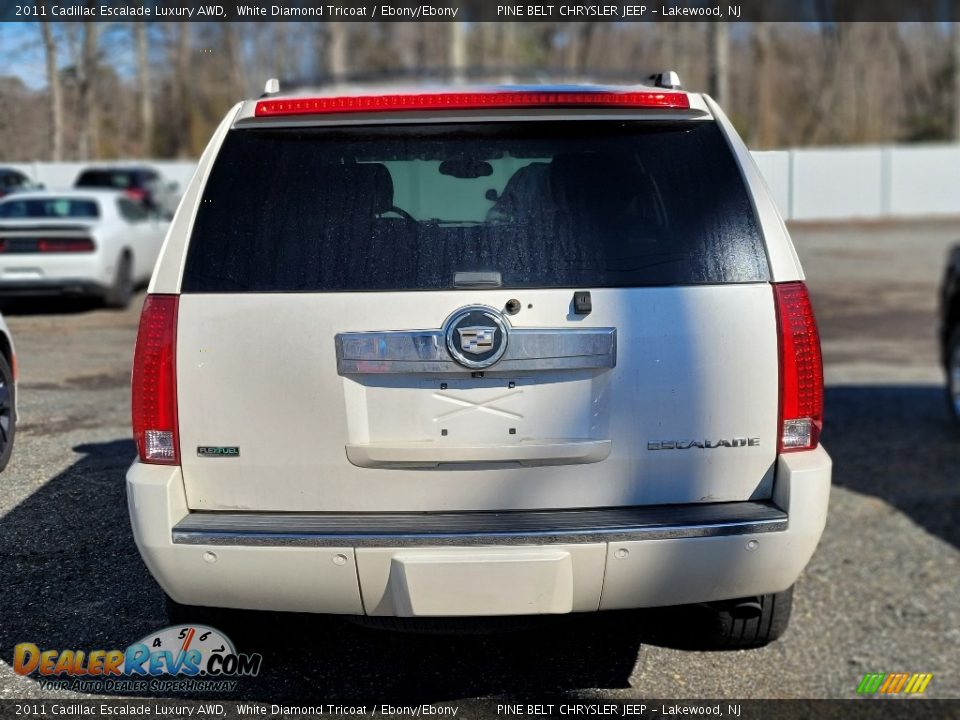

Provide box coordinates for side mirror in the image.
[166,181,180,194]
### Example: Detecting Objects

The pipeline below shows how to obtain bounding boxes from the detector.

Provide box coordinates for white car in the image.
[0,312,15,472]
[127,80,831,647]
[0,190,167,308]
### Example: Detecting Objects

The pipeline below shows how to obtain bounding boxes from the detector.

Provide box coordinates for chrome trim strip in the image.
[336,327,616,374]
[172,502,787,548]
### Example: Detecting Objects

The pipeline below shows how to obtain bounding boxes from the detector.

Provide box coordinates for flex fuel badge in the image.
[197,446,240,457]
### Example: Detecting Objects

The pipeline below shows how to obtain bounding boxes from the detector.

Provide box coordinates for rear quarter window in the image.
[183,120,769,292]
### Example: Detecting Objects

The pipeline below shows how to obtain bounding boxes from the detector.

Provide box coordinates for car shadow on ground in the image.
[0,439,646,701]
[823,384,960,550]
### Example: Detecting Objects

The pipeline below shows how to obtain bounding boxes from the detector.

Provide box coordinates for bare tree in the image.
[272,23,290,81]
[449,22,467,83]
[753,22,775,148]
[135,23,153,156]
[223,23,247,97]
[327,22,347,82]
[708,23,730,107]
[564,23,597,76]
[77,22,100,159]
[171,23,192,158]
[499,23,517,79]
[38,6,63,161]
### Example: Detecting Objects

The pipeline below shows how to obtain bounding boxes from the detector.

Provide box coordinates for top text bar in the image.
[2,0,958,22]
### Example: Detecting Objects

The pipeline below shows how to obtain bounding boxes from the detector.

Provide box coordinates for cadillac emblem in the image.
[444,306,509,369]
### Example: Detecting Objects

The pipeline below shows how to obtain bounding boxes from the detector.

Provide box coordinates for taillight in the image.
[132,295,179,464]
[125,188,147,201]
[774,282,824,453]
[37,238,95,253]
[255,90,690,117]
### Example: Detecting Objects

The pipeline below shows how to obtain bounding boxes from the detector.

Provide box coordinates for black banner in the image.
[0,700,957,720]
[1,0,959,23]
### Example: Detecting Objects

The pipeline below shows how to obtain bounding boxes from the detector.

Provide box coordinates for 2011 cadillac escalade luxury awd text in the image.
[126,81,831,648]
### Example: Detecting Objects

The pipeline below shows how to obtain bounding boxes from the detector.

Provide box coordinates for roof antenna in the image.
[649,71,682,90]
[261,78,280,97]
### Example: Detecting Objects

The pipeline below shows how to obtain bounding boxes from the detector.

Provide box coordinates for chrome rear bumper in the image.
[171,501,787,548]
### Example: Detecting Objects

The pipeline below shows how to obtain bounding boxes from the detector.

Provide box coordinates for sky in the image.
[1,24,47,89]
[0,21,141,90]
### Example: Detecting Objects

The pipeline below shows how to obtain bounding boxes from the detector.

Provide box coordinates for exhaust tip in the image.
[729,598,763,619]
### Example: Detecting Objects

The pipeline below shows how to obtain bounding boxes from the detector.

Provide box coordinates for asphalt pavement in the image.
[0,219,958,702]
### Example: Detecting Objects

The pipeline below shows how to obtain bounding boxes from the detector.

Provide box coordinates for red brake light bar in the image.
[255,91,690,117]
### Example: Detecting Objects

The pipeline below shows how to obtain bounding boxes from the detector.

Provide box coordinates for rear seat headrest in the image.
[345,163,394,216]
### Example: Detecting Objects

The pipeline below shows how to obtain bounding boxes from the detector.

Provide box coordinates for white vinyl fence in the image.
[9,144,960,222]
[749,144,960,221]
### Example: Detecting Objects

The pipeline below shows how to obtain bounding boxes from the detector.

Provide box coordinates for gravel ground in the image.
[0,220,958,703]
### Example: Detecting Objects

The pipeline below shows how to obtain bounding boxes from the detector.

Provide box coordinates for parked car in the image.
[0,190,167,308]
[0,168,41,200]
[940,244,960,420]
[74,166,180,219]
[127,80,830,648]
[0,312,15,472]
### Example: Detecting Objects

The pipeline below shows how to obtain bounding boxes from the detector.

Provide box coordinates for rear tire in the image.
[104,253,134,309]
[0,352,15,473]
[946,326,960,422]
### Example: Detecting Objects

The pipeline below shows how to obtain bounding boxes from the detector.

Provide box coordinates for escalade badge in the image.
[444,306,509,369]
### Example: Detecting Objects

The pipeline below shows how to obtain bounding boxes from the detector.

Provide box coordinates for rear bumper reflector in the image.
[172,501,787,548]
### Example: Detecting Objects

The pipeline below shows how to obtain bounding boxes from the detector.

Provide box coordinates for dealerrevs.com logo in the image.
[14,625,262,693]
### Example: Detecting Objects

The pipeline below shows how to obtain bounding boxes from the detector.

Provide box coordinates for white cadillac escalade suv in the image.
[127,80,831,648]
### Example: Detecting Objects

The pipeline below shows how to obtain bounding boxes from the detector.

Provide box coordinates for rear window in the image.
[0,198,99,219]
[76,170,138,189]
[183,121,769,293]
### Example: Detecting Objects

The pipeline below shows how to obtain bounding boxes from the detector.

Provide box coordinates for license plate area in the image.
[356,545,607,616]
[342,370,609,447]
